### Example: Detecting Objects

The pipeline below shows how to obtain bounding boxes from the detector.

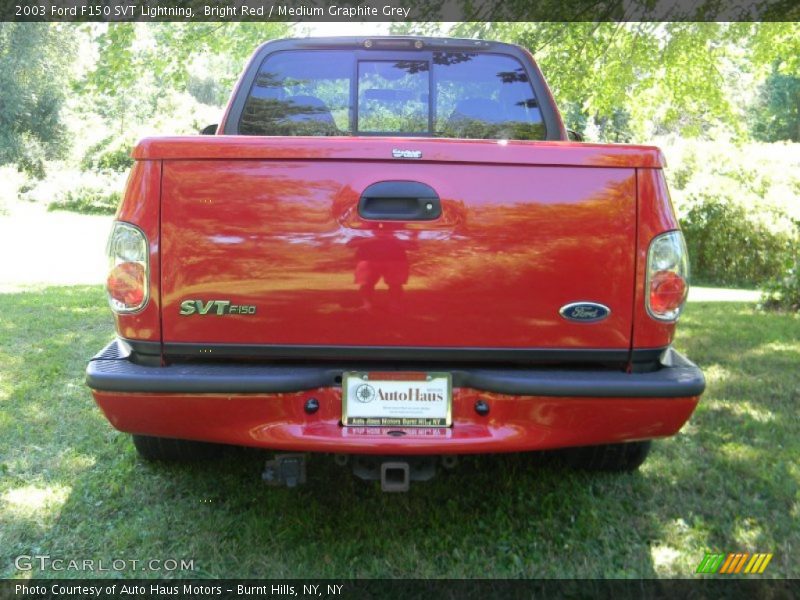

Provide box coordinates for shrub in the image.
[761,264,800,312]
[17,181,35,195]
[187,74,228,107]
[681,194,797,287]
[716,164,772,198]
[669,147,697,191]
[81,136,134,173]
[760,221,800,312]
[48,185,120,215]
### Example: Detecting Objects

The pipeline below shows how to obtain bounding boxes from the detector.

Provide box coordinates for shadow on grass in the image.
[1,288,797,578]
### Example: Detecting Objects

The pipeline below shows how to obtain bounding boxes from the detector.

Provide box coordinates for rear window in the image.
[239,50,545,140]
[239,51,351,136]
[358,60,430,134]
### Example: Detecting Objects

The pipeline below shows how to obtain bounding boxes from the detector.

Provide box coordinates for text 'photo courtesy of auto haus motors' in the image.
[85,36,705,491]
[15,583,342,598]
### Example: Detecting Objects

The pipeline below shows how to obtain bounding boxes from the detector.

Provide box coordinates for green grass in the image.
[1,286,798,579]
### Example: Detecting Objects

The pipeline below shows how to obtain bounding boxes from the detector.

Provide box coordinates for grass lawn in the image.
[0,286,798,579]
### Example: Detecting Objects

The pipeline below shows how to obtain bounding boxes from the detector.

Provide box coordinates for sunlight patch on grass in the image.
[0,356,22,382]
[724,401,776,424]
[650,515,722,577]
[743,340,800,359]
[1,484,71,520]
[650,544,681,575]
[732,517,765,548]
[11,400,48,425]
[59,450,97,472]
[701,364,734,387]
[717,441,765,464]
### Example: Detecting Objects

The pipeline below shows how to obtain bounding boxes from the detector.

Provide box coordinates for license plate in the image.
[342,371,452,427]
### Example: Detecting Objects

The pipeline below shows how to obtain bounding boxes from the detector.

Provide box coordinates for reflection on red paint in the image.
[158,151,640,351]
[92,387,699,455]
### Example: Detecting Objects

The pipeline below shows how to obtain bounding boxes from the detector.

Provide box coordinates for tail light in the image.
[106,222,149,313]
[646,230,689,321]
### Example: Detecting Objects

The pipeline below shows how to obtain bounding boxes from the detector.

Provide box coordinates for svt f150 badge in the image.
[180,299,256,316]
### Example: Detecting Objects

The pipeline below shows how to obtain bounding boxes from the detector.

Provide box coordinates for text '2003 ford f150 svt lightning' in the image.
[86,36,704,491]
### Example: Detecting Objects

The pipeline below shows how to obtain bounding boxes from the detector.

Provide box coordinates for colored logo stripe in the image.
[697,552,773,574]
[696,553,726,573]
[744,553,773,574]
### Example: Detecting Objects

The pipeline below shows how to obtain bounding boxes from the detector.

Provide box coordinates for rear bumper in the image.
[86,339,704,454]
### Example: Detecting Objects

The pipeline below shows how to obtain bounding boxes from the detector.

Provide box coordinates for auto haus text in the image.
[377,386,445,402]
[15,584,221,598]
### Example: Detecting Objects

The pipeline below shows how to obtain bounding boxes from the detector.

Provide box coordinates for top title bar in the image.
[2,0,799,22]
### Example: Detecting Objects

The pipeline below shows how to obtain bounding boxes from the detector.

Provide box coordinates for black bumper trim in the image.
[161,342,668,366]
[120,339,668,366]
[121,338,160,357]
[87,340,705,398]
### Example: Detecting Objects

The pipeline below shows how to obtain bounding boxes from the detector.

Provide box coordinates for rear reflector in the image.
[646,231,689,321]
[106,222,149,313]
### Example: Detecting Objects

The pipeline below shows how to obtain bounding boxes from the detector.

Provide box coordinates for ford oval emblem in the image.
[559,302,611,323]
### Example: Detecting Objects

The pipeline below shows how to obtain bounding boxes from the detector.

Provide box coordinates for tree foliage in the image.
[750,66,800,142]
[0,24,75,177]
[84,23,290,97]
[79,23,291,132]
[747,22,800,76]
[1,22,800,174]
[394,22,800,142]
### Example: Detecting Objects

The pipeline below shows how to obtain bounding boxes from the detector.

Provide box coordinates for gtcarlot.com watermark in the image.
[14,554,195,573]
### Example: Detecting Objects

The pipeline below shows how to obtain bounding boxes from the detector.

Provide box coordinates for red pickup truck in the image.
[86,37,704,490]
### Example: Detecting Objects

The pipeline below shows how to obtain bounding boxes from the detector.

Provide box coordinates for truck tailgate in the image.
[157,138,641,357]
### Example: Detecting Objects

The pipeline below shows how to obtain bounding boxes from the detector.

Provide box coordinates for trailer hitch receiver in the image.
[262,453,306,487]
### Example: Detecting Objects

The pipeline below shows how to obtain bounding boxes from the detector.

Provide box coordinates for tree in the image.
[750,67,800,142]
[392,22,800,142]
[423,23,741,140]
[0,24,75,177]
[75,23,292,140]
[746,22,800,142]
[81,23,291,108]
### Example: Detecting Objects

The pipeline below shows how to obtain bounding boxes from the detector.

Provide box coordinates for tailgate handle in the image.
[358,181,441,221]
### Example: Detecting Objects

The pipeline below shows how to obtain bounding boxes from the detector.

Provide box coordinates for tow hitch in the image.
[349,455,449,492]
[262,454,457,491]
